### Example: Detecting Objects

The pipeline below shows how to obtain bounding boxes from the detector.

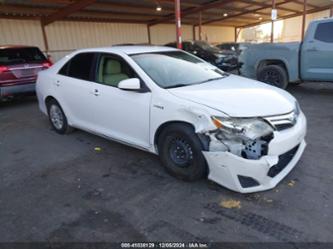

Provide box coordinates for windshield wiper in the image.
[165,84,190,89]
[165,76,227,89]
[198,76,224,84]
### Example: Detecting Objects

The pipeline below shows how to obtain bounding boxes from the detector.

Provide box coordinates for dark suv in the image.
[165,41,238,72]
[0,45,52,99]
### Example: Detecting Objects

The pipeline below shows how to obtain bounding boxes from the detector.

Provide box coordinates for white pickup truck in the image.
[239,18,333,88]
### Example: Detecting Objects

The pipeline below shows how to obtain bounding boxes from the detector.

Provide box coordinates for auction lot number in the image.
[121,242,208,248]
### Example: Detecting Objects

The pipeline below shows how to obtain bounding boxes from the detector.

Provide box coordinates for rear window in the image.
[0,47,47,65]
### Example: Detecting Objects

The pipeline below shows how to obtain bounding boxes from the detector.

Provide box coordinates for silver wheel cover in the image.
[49,105,64,130]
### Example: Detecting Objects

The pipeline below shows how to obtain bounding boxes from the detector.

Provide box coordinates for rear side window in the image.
[0,47,46,65]
[59,53,95,81]
[314,22,333,43]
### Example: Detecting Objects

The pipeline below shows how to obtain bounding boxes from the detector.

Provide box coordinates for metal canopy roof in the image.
[0,0,332,28]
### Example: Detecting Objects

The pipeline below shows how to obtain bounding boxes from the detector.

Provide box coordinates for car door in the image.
[89,53,152,149]
[301,21,333,81]
[55,52,97,130]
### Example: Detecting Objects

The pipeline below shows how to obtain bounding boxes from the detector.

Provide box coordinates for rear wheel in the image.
[47,99,72,134]
[157,124,208,181]
[257,65,288,89]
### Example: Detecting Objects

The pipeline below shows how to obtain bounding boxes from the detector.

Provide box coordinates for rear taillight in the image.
[0,66,9,73]
[42,61,53,69]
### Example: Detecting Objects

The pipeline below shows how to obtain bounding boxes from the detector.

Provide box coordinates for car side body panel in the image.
[37,48,223,154]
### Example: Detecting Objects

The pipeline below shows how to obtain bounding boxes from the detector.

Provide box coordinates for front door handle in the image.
[306,47,318,52]
[92,89,100,96]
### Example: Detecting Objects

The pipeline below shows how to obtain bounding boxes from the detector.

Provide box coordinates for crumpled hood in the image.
[168,74,296,117]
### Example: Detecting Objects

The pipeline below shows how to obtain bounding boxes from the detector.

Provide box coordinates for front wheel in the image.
[257,65,288,89]
[157,124,208,181]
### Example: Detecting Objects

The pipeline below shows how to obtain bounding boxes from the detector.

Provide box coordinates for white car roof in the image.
[74,45,178,55]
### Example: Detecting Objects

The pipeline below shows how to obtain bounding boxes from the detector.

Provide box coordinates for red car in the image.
[0,45,52,99]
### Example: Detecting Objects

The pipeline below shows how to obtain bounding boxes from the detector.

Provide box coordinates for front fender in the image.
[149,95,222,154]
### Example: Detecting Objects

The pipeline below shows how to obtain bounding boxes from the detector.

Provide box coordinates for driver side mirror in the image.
[118,78,141,91]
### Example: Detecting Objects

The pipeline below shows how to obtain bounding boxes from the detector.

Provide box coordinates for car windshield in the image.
[131,51,227,89]
[195,41,220,53]
[0,47,47,65]
[218,43,239,51]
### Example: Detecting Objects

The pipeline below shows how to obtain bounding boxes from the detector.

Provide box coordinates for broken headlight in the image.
[210,116,274,159]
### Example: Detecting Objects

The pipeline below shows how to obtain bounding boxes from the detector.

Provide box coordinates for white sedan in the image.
[36,46,306,193]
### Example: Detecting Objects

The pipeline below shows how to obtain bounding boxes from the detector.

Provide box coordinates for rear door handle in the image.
[54,80,60,87]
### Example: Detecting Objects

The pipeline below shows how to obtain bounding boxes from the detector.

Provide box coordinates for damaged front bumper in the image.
[203,112,307,193]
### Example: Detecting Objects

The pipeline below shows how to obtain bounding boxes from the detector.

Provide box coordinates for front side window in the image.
[96,54,135,87]
[314,22,333,43]
[131,51,227,89]
[59,53,95,81]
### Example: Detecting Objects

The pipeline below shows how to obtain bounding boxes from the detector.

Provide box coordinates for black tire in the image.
[157,124,208,181]
[257,65,288,89]
[46,99,72,134]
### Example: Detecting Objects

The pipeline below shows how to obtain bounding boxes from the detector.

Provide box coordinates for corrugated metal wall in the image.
[150,24,235,45]
[1,18,236,61]
[150,24,194,44]
[0,19,45,50]
[194,26,235,44]
[239,10,330,43]
[0,19,149,61]
[45,21,149,60]
[279,10,329,42]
